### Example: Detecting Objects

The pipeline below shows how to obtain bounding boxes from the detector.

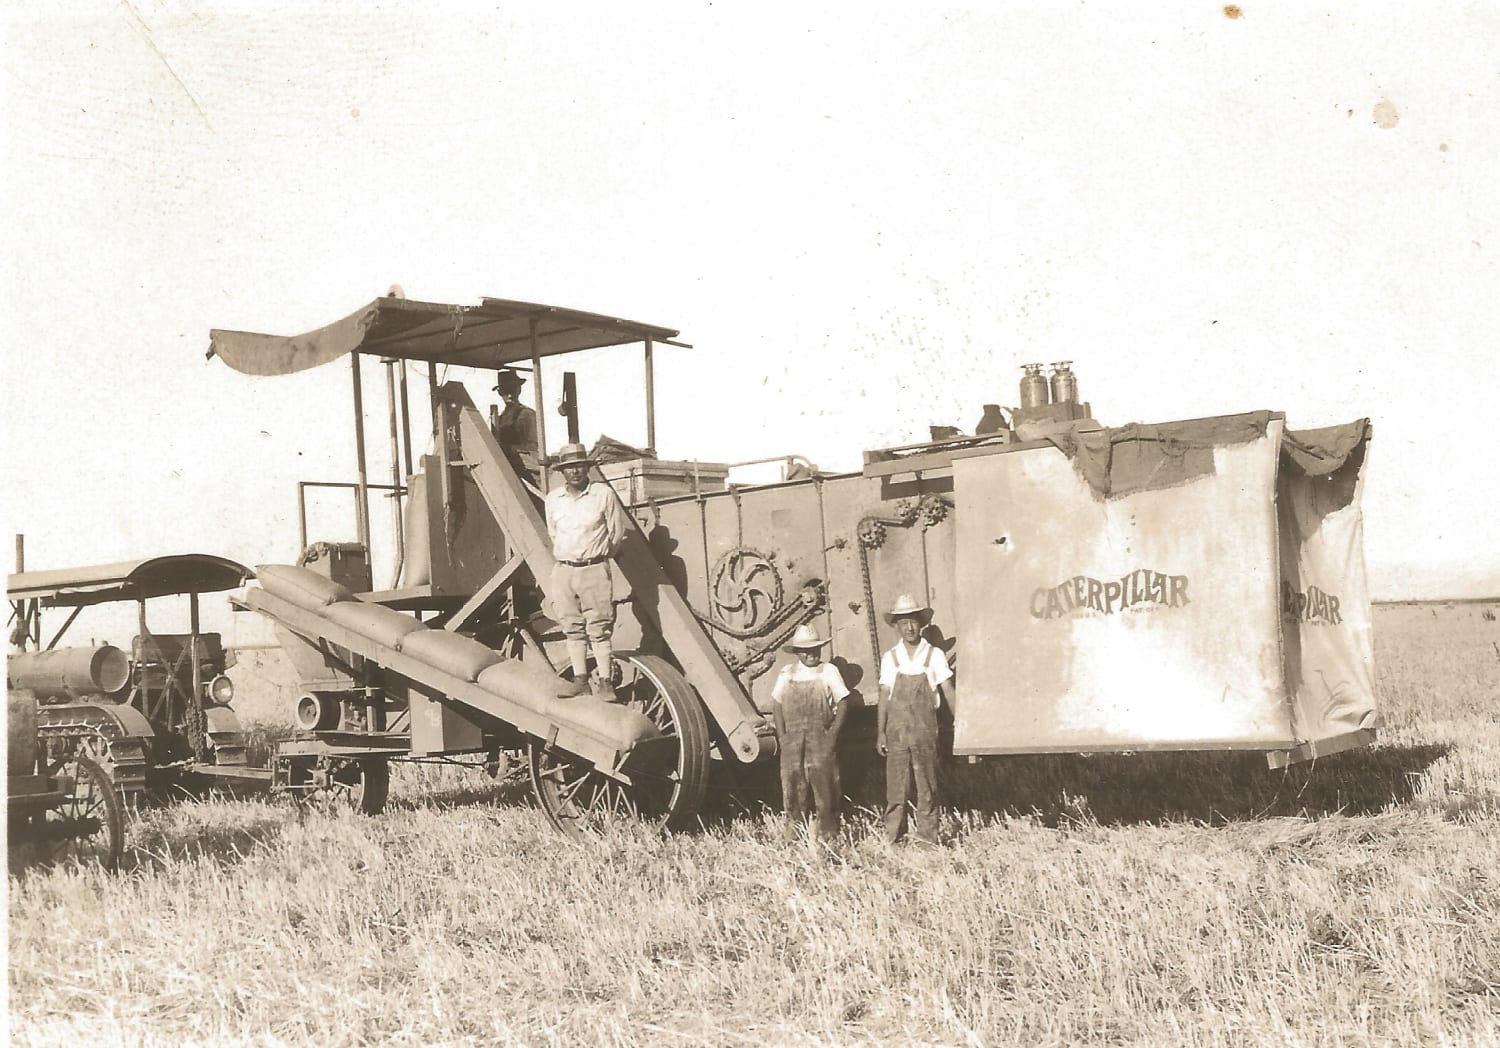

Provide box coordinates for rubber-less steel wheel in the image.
[323,758,391,815]
[45,754,125,871]
[529,653,710,836]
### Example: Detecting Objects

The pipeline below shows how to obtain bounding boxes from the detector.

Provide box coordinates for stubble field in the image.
[8,602,1499,1046]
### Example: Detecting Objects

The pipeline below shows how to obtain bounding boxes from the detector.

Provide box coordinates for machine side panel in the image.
[724,483,831,712]
[273,624,356,690]
[442,467,510,597]
[922,506,959,672]
[409,691,487,755]
[952,422,1291,753]
[649,500,711,622]
[813,476,935,702]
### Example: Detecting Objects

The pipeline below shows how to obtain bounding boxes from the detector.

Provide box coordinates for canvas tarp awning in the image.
[8,555,252,607]
[207,296,681,376]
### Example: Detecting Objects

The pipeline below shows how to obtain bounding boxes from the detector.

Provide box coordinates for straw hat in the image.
[884,594,932,625]
[783,623,831,652]
[551,443,596,468]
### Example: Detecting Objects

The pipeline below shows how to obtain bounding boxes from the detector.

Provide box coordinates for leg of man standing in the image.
[780,733,810,841]
[574,561,617,700]
[807,729,840,841]
[551,562,590,693]
[883,745,912,844]
[909,738,941,845]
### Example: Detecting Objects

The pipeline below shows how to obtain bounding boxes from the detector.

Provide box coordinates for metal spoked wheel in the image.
[42,754,125,871]
[529,653,710,837]
[314,758,391,816]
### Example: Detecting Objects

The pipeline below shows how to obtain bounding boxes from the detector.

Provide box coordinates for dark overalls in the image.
[779,678,841,841]
[883,667,941,844]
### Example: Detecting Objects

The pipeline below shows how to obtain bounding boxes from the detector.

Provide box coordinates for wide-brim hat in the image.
[884,594,932,625]
[783,623,832,653]
[494,369,527,393]
[550,442,596,468]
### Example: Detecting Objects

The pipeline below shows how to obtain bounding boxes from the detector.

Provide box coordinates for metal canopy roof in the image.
[207,296,682,377]
[8,554,252,607]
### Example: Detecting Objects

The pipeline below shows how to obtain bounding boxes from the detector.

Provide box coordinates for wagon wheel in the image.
[41,754,125,871]
[529,654,710,836]
[313,758,391,816]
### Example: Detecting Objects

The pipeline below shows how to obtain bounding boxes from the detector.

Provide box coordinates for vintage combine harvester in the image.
[7,548,258,804]
[205,293,1379,833]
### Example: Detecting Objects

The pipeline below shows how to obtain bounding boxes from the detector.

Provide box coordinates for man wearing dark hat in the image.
[769,623,851,842]
[877,594,953,845]
[491,369,538,461]
[544,443,628,699]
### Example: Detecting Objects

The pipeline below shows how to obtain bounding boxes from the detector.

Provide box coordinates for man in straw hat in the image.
[544,442,628,699]
[770,623,851,841]
[877,594,953,845]
[490,368,538,461]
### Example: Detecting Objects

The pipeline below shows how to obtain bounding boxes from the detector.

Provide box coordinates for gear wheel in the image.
[857,519,886,550]
[919,494,950,528]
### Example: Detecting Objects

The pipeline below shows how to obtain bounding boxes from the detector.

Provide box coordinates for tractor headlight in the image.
[208,674,235,706]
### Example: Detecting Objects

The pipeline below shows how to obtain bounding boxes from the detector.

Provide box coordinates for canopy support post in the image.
[351,353,372,554]
[644,338,656,453]
[530,317,549,492]
[383,359,404,577]
[397,359,414,478]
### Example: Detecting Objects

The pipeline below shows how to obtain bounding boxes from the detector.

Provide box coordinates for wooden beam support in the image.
[443,549,529,634]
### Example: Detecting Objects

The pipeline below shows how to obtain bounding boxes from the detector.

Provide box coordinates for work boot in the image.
[561,638,588,695]
[593,675,619,703]
[557,677,591,698]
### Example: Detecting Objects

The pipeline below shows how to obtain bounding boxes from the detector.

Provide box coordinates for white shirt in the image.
[877,638,953,706]
[770,660,850,708]
[544,481,628,562]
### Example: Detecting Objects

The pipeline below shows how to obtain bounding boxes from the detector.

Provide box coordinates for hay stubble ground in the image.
[9,603,1499,1046]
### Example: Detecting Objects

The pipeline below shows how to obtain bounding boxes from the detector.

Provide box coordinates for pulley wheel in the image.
[295,693,340,732]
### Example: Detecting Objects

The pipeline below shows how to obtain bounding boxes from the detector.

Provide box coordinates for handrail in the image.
[296,481,407,553]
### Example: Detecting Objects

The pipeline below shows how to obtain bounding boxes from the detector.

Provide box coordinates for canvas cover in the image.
[953,416,1291,752]
[951,414,1376,756]
[1277,421,1378,744]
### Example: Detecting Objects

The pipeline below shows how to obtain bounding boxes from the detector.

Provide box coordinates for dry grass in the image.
[9,603,1500,1046]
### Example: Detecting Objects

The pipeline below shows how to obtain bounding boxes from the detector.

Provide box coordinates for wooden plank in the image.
[1265,728,1378,769]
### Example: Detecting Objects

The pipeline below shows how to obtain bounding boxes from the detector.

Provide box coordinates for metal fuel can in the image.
[1020,364,1050,408]
[1049,361,1078,405]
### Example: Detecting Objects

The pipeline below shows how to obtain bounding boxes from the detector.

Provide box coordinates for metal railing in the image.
[296,481,406,554]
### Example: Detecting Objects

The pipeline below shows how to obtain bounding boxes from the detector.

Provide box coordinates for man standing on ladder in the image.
[491,368,539,466]
[544,443,628,700]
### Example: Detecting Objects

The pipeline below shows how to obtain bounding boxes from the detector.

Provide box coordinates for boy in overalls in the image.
[770,623,850,842]
[877,595,954,845]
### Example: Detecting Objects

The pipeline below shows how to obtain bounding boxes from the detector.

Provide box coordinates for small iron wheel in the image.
[320,757,391,816]
[529,653,710,837]
[42,754,125,871]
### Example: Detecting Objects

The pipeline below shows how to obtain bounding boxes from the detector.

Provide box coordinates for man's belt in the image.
[557,555,610,567]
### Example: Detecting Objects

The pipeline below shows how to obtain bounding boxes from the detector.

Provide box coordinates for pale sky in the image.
[4,2,1497,630]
